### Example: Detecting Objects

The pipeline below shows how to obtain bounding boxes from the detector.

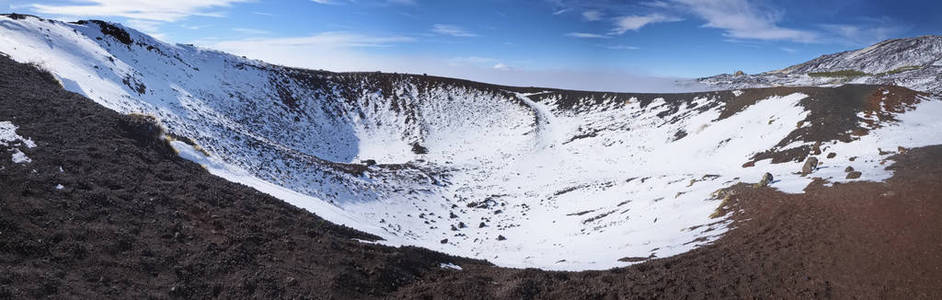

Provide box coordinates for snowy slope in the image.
[3,15,942,270]
[700,35,942,94]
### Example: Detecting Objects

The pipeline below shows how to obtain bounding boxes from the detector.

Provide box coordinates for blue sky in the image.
[5,0,940,91]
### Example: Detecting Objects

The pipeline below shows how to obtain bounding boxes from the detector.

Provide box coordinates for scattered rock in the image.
[496,235,506,241]
[478,222,486,228]
[440,239,448,244]
[361,159,376,166]
[801,157,819,176]
[410,142,428,154]
[756,172,774,187]
[898,146,908,154]
[449,211,458,219]
[618,254,656,263]
[458,222,466,228]
[845,166,855,172]
[618,256,649,263]
[846,171,862,179]
[827,152,837,159]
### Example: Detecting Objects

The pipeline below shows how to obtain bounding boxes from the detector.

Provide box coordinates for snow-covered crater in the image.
[3,15,942,270]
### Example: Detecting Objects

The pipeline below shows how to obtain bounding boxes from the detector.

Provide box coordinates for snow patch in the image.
[1,121,36,164]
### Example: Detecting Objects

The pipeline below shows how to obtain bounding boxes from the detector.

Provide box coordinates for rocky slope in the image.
[3,14,942,271]
[700,35,942,94]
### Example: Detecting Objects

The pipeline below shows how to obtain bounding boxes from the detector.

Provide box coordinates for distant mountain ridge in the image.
[700,35,942,94]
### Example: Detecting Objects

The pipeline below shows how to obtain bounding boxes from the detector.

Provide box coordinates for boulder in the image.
[802,157,819,176]
[846,171,862,179]
[757,172,774,187]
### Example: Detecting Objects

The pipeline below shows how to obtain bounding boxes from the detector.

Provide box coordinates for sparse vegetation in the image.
[709,188,737,218]
[808,70,869,78]
[808,66,924,78]
[878,65,923,76]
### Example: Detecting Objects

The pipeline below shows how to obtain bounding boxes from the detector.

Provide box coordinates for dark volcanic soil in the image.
[2,56,942,299]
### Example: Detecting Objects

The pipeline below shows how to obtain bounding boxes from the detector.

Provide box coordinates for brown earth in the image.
[2,56,941,299]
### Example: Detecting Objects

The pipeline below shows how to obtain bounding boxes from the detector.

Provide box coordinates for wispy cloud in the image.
[606,45,640,50]
[233,28,271,35]
[449,56,497,65]
[29,0,249,22]
[670,0,817,42]
[552,8,570,16]
[431,24,478,37]
[641,1,672,8]
[611,13,682,34]
[565,32,610,39]
[212,32,414,50]
[582,10,602,21]
[125,19,165,39]
[819,21,907,45]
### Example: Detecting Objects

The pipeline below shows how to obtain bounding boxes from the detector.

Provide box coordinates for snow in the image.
[1,121,36,164]
[55,184,64,190]
[439,263,463,270]
[170,140,390,239]
[732,90,743,97]
[3,16,942,271]
[11,148,31,164]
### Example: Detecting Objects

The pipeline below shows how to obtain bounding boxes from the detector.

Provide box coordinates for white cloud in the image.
[611,13,682,34]
[448,56,500,68]
[125,19,166,40]
[125,19,161,33]
[641,1,672,8]
[211,32,414,50]
[30,0,250,22]
[606,45,640,50]
[203,32,698,93]
[233,28,271,35]
[565,32,610,39]
[582,10,602,21]
[820,23,905,45]
[670,0,817,42]
[431,24,478,37]
[203,32,415,74]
